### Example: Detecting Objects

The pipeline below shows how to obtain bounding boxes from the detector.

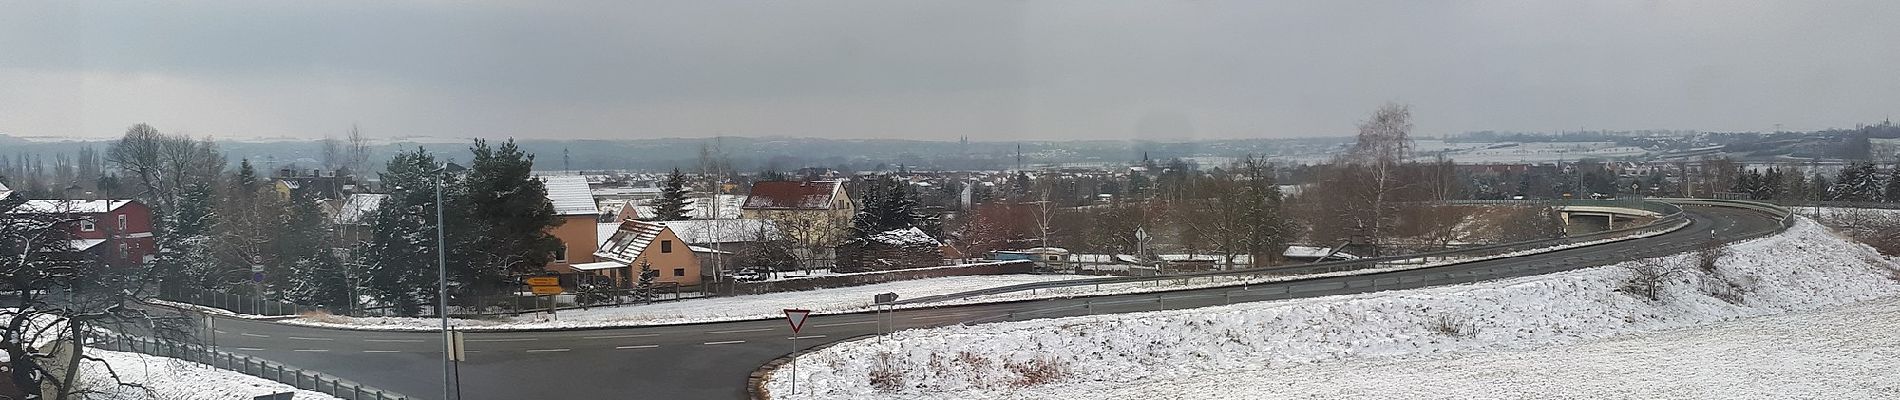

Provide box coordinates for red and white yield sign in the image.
[784,308,812,333]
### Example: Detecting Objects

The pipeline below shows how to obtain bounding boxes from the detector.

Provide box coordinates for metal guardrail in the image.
[897,200,1689,305]
[88,332,413,400]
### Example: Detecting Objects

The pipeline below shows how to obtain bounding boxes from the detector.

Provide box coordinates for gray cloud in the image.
[3,1,1897,141]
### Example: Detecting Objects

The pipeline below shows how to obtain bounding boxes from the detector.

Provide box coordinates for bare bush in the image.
[1426,314,1479,338]
[957,351,993,387]
[868,351,907,392]
[1004,356,1071,388]
[1694,240,1726,273]
[1698,277,1750,305]
[1618,258,1688,302]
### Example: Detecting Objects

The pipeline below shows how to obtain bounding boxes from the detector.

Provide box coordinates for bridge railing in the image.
[896,200,1689,306]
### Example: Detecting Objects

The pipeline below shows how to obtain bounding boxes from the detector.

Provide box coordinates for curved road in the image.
[191,206,1779,400]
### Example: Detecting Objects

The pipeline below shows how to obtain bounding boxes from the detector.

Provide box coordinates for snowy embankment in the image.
[76,349,338,400]
[281,274,1091,331]
[942,221,1681,306]
[770,218,1900,399]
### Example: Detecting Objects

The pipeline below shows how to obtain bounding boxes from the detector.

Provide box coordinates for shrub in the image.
[1004,356,1070,388]
[1426,314,1479,338]
[868,351,907,392]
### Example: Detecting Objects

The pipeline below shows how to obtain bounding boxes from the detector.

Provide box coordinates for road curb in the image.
[749,333,875,400]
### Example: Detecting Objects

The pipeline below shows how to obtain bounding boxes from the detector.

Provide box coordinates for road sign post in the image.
[783,308,811,396]
[872,293,898,341]
[529,278,564,320]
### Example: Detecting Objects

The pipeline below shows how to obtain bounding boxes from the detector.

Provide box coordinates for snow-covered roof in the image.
[595,220,669,264]
[656,219,781,244]
[6,200,134,214]
[332,194,387,225]
[570,261,625,271]
[0,181,11,200]
[540,176,599,216]
[597,222,623,247]
[743,181,844,210]
[626,195,744,220]
[71,239,107,250]
[689,245,730,255]
[863,227,940,247]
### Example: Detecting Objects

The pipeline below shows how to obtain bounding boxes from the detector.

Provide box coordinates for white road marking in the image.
[214,330,228,334]
[364,339,425,343]
[467,338,537,342]
[239,333,270,338]
[787,335,826,340]
[702,340,746,345]
[525,348,571,353]
[292,349,330,352]
[582,334,659,340]
[235,347,265,351]
[708,328,772,334]
[909,313,971,321]
[616,345,659,350]
[362,350,400,353]
[811,321,877,328]
[287,336,333,341]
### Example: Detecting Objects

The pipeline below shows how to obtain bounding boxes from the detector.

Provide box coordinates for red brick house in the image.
[7,199,156,267]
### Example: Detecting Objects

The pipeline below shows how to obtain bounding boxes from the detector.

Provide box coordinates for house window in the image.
[661,240,673,253]
[554,244,568,262]
[118,243,128,259]
[118,214,127,230]
[79,219,96,232]
[673,268,685,277]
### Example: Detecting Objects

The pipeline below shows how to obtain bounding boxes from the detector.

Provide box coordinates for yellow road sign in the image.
[525,277,560,286]
[530,285,564,295]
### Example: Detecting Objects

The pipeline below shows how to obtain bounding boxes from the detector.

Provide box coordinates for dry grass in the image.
[1004,356,1071,388]
[1426,314,1479,338]
[868,351,906,392]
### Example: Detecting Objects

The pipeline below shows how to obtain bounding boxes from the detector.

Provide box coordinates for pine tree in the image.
[277,192,341,305]
[1830,163,1883,202]
[1884,166,1900,203]
[653,168,694,221]
[634,260,657,304]
[462,139,561,298]
[157,183,222,293]
[361,148,445,315]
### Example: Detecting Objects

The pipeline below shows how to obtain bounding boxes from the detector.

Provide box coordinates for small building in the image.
[328,193,386,245]
[541,176,602,273]
[6,199,156,268]
[582,220,704,288]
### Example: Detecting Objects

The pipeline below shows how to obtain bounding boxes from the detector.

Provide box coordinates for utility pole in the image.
[433,162,462,400]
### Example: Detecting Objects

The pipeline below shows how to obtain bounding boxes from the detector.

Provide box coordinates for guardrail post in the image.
[1085,300,1093,315]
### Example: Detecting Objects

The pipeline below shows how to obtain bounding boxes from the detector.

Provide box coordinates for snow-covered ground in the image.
[769,218,1900,399]
[76,349,338,400]
[1072,296,1900,399]
[281,274,1092,331]
[937,222,1681,306]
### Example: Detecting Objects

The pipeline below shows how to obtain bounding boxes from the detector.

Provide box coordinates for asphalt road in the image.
[189,206,1779,400]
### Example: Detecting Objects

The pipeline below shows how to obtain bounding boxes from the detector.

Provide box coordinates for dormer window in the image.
[79,219,96,232]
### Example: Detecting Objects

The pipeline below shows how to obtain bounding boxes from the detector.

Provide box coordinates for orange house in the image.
[580,220,703,288]
[540,176,601,273]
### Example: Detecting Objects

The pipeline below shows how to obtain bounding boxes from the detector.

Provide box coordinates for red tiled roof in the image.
[742,181,841,210]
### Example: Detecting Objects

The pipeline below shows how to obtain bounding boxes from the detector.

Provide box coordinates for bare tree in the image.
[1,199,191,399]
[104,124,165,207]
[320,136,342,170]
[345,124,372,176]
[1618,257,1688,302]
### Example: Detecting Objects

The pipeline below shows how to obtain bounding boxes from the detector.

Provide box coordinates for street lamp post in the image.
[431,162,464,400]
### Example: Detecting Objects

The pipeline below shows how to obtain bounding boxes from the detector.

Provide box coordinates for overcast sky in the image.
[4,1,1897,141]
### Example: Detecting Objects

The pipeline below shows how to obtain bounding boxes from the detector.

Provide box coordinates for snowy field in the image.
[769,218,1900,399]
[941,222,1681,306]
[1074,296,1900,399]
[77,349,337,400]
[282,274,1092,331]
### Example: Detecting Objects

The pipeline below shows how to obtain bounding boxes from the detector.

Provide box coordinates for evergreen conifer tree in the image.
[653,168,694,221]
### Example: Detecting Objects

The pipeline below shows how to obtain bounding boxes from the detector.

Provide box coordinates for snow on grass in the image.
[937,220,1683,306]
[1075,296,1900,399]
[281,274,1092,331]
[770,217,1900,399]
[76,349,337,400]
